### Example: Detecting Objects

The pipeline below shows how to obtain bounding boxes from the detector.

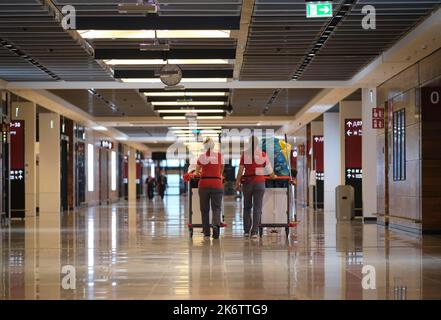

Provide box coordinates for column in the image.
[128,146,137,203]
[38,112,61,299]
[323,111,341,212]
[362,88,378,220]
[11,102,37,217]
[39,112,60,213]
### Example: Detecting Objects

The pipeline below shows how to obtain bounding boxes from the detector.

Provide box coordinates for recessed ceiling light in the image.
[162,116,186,120]
[121,78,228,83]
[157,109,225,113]
[144,92,227,97]
[78,30,231,39]
[105,59,230,65]
[152,101,225,106]
[197,116,224,120]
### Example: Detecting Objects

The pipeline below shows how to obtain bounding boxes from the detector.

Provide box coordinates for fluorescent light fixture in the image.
[111,151,117,191]
[116,136,128,141]
[152,101,225,106]
[171,126,221,130]
[78,30,231,39]
[92,126,108,131]
[122,78,228,83]
[106,59,229,65]
[157,109,225,113]
[87,144,94,192]
[172,130,221,134]
[197,116,224,120]
[162,116,186,120]
[144,92,227,97]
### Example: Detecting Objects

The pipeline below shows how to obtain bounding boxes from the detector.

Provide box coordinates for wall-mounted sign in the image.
[312,135,324,175]
[306,1,333,18]
[100,140,113,150]
[10,120,25,218]
[372,107,385,129]
[345,118,362,213]
[421,87,441,122]
[345,119,362,137]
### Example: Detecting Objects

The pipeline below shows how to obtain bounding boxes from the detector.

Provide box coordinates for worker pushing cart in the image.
[184,138,226,239]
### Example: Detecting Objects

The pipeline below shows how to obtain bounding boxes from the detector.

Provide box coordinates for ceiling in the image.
[1,0,441,143]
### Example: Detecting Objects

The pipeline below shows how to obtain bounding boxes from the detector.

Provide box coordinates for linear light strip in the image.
[78,30,231,39]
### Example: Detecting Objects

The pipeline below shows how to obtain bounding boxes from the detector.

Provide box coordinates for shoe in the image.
[212,226,220,239]
[204,235,211,240]
[244,233,250,238]
[251,234,259,239]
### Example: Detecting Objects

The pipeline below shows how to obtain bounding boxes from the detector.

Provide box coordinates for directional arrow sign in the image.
[306,2,333,18]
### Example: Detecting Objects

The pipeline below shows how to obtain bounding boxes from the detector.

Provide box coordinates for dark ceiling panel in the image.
[231,88,321,116]
[75,16,241,30]
[114,69,233,79]
[94,48,236,60]
[50,89,155,117]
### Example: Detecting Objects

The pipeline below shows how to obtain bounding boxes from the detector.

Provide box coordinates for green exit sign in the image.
[306,1,333,18]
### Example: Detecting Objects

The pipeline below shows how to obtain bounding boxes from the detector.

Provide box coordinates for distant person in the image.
[156,170,168,199]
[236,136,276,239]
[195,138,224,239]
[146,176,156,200]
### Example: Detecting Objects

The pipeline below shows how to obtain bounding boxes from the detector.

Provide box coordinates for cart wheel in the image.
[259,227,263,238]
[285,227,290,237]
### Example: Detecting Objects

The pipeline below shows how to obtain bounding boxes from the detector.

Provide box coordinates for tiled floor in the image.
[1,195,441,300]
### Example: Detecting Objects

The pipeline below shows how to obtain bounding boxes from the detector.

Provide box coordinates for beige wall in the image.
[39,113,60,214]
[377,47,441,233]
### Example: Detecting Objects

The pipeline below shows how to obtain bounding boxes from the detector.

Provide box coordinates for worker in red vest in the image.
[235,136,276,239]
[195,138,224,239]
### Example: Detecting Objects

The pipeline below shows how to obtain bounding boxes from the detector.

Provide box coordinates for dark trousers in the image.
[158,186,166,199]
[198,187,223,236]
[242,182,265,235]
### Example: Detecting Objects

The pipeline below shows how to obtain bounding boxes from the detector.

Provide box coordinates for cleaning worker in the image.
[235,135,276,239]
[195,138,224,239]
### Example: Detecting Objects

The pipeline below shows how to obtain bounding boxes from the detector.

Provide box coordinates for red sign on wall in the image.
[372,107,385,129]
[345,119,362,169]
[313,135,324,181]
[372,118,384,129]
[312,136,324,172]
[10,120,25,170]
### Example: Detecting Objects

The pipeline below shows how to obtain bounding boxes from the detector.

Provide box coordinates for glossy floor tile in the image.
[1,195,441,300]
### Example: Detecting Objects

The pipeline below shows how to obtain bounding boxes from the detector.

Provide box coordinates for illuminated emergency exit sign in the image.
[306,1,333,18]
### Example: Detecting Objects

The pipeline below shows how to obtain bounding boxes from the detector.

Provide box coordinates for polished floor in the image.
[1,195,441,300]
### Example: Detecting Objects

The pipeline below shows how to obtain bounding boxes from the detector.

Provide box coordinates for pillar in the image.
[11,102,36,217]
[39,112,60,214]
[323,111,341,212]
[128,147,136,203]
[362,88,378,220]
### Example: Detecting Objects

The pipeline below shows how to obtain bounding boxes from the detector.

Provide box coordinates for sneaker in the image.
[251,234,259,239]
[204,235,211,240]
[244,233,250,238]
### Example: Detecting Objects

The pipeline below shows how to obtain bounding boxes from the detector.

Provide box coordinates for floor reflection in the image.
[1,195,441,300]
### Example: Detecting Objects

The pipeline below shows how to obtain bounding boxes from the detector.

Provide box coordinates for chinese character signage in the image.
[10,120,25,218]
[372,107,385,129]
